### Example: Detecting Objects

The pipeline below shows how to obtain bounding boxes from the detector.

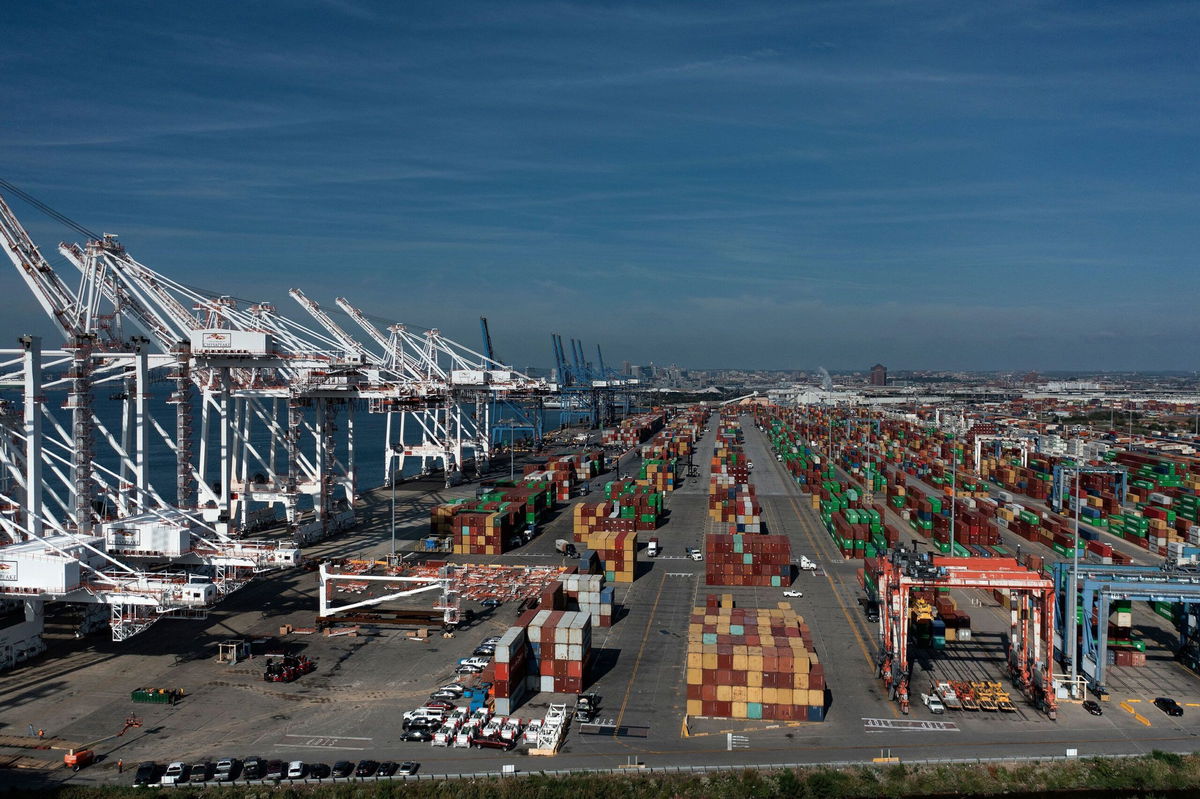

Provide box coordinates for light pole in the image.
[509,426,515,481]
[389,448,397,559]
[948,436,957,555]
[1068,467,1080,692]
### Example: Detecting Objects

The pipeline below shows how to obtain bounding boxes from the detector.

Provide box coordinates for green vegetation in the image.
[15,752,1200,799]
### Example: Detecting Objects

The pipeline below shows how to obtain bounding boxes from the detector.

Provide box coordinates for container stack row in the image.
[492,625,531,716]
[704,533,792,587]
[602,411,666,448]
[685,596,826,722]
[559,572,616,627]
[522,609,592,695]
[449,508,521,555]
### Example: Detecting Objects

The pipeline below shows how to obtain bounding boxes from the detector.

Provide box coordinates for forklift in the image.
[63,715,143,771]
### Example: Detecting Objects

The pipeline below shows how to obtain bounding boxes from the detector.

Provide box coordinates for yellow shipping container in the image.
[687,668,702,685]
[717,684,732,702]
[748,671,762,687]
[732,701,747,718]
[732,686,747,702]
[748,686,763,703]
[687,699,702,716]
[732,655,748,671]
[703,653,717,669]
[687,653,702,670]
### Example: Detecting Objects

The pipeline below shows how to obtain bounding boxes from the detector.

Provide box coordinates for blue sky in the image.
[2,1,1197,371]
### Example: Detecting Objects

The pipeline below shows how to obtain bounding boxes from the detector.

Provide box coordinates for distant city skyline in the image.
[2,1,1197,371]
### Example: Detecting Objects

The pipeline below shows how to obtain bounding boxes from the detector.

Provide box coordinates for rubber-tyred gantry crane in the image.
[874,548,1058,719]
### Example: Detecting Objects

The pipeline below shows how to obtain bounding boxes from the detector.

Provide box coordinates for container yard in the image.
[3,388,1200,787]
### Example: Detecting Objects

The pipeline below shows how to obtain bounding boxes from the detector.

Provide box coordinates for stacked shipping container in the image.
[685,596,826,722]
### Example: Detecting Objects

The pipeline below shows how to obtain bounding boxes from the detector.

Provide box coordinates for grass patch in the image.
[10,753,1200,799]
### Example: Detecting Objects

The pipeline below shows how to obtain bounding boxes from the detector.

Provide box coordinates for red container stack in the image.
[704,533,793,587]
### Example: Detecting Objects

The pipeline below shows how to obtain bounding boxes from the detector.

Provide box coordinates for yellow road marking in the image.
[1134,713,1152,727]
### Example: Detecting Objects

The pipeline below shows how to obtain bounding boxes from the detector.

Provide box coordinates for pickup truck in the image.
[646,538,660,558]
[921,693,945,714]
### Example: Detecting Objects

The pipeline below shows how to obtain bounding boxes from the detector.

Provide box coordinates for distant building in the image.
[870,364,888,386]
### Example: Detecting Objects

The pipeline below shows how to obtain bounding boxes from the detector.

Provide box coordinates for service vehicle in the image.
[783,590,803,598]
[921,693,945,714]
[798,555,817,571]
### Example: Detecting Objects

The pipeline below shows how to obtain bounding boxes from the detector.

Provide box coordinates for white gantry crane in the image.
[0,183,547,661]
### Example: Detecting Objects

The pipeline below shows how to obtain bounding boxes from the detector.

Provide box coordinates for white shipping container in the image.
[540,675,554,692]
[554,643,569,660]
[568,644,581,661]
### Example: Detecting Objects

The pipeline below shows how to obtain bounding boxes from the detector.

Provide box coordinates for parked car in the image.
[264,760,286,780]
[398,761,419,776]
[423,700,456,711]
[436,683,465,696]
[1155,697,1184,717]
[481,598,502,608]
[355,760,379,777]
[1082,700,1103,716]
[399,728,433,742]
[286,761,306,779]
[242,757,265,780]
[455,663,483,675]
[376,761,398,777]
[161,762,188,785]
[332,761,354,777]
[213,758,239,782]
[480,636,501,645]
[404,716,441,731]
[188,762,212,783]
[473,645,496,657]
[132,762,158,786]
[430,689,460,702]
[309,763,331,779]
[457,656,491,669]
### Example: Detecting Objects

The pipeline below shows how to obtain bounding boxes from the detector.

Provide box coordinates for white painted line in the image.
[283,734,373,741]
[862,717,959,732]
[273,743,367,751]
